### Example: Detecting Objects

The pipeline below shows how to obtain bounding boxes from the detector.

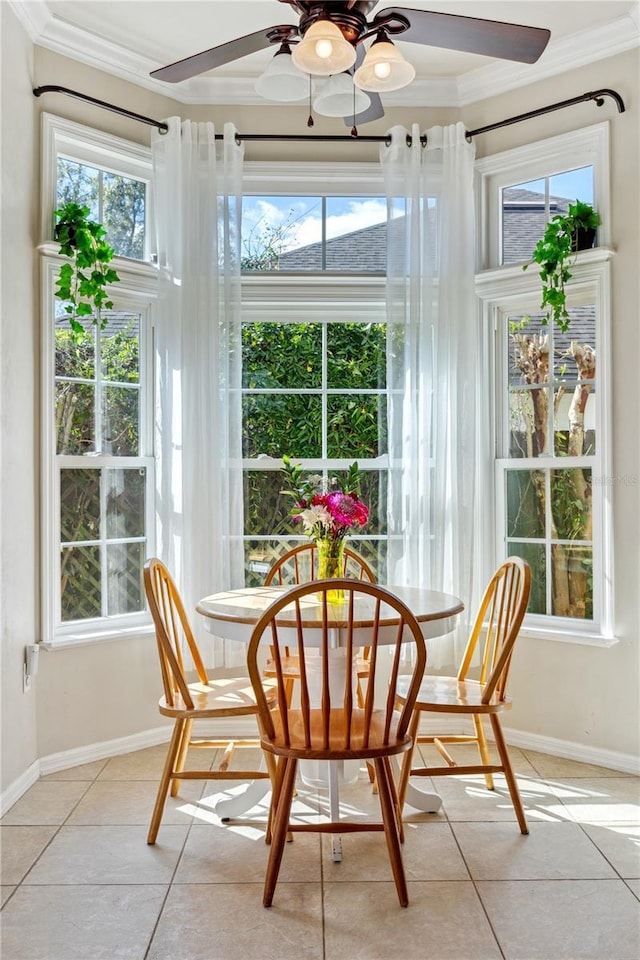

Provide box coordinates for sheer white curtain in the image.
[151,119,244,654]
[381,122,479,666]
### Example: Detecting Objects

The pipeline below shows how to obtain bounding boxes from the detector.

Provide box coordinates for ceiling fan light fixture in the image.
[354,32,416,93]
[291,20,356,76]
[313,72,371,118]
[255,42,308,102]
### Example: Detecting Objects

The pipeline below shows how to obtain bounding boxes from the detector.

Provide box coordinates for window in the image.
[240,166,390,583]
[476,125,614,643]
[40,115,157,644]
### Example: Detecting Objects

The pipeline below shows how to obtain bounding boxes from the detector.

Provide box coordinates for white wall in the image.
[462,48,640,763]
[0,3,39,793]
[1,14,637,798]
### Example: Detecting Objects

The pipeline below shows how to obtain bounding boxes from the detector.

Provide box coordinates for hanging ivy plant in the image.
[54,202,121,336]
[523,200,601,332]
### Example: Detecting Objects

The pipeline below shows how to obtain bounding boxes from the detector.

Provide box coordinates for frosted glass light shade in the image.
[291,20,356,75]
[255,48,308,102]
[354,38,415,92]
[313,73,371,118]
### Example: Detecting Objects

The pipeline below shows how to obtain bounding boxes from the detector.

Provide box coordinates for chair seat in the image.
[264,654,370,680]
[159,675,277,719]
[397,675,512,714]
[261,708,412,760]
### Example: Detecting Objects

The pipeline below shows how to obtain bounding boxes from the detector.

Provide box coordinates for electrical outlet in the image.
[23,644,39,693]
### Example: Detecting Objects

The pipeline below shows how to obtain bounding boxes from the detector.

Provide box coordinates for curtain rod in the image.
[33,85,625,143]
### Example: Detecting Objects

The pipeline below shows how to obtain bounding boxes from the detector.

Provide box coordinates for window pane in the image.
[61,544,101,621]
[506,470,545,538]
[242,323,322,388]
[103,172,146,260]
[333,469,388,535]
[327,323,386,389]
[501,167,593,264]
[243,395,322,458]
[57,158,146,260]
[327,395,386,458]
[325,197,387,273]
[106,468,145,538]
[551,468,592,541]
[56,382,95,454]
[551,544,592,619]
[57,158,99,218]
[103,385,139,455]
[55,328,95,379]
[61,469,100,542]
[243,470,299,538]
[242,196,322,271]
[107,542,144,615]
[508,541,545,614]
[508,313,550,458]
[102,316,140,383]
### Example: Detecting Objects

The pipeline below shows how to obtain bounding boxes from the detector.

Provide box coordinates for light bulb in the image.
[315,38,334,59]
[373,61,391,79]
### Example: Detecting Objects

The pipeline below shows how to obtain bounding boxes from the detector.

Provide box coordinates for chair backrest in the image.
[143,558,208,710]
[247,579,427,754]
[458,557,531,704]
[264,542,375,586]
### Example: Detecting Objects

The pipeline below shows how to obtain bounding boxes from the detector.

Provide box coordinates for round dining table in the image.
[197,583,463,857]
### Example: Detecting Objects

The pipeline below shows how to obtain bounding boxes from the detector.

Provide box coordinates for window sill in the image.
[41,621,155,651]
[519,625,618,648]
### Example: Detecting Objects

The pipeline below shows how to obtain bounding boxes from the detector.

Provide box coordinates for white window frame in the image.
[475,121,610,270]
[476,250,615,647]
[241,161,390,577]
[39,115,157,647]
[475,124,615,646]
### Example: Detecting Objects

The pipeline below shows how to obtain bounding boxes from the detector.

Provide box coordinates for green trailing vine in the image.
[523,200,601,332]
[54,202,120,336]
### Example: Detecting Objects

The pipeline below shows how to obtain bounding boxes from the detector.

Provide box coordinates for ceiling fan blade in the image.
[151,26,291,83]
[375,7,550,64]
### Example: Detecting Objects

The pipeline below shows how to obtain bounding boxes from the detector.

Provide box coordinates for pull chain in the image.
[350,74,358,138]
[307,73,314,127]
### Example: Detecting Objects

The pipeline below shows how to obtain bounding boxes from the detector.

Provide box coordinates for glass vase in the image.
[316,538,345,604]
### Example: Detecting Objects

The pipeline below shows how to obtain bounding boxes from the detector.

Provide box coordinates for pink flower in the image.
[326,492,369,528]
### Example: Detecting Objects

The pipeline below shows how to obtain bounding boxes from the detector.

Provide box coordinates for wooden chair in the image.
[264,542,376,707]
[143,558,277,844]
[395,557,532,834]
[246,578,427,907]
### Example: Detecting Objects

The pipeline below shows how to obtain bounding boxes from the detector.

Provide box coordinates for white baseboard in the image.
[416,717,640,776]
[0,761,40,818]
[2,717,637,816]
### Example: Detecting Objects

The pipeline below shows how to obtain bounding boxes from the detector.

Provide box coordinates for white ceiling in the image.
[12,0,640,107]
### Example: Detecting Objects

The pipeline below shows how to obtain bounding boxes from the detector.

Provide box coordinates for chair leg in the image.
[170,717,193,798]
[148,719,185,844]
[375,758,408,907]
[382,755,404,843]
[473,715,494,791]
[263,757,297,907]
[397,708,421,812]
[489,714,529,835]
[265,752,286,846]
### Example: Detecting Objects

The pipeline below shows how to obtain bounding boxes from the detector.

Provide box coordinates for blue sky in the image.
[242,165,594,254]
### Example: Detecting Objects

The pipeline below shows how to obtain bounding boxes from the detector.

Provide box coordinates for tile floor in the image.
[1,742,639,960]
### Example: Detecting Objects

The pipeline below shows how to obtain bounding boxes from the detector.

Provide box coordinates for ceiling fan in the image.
[150,1,550,125]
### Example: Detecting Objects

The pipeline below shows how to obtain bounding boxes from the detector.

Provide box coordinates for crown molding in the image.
[458,11,640,106]
[12,1,640,110]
